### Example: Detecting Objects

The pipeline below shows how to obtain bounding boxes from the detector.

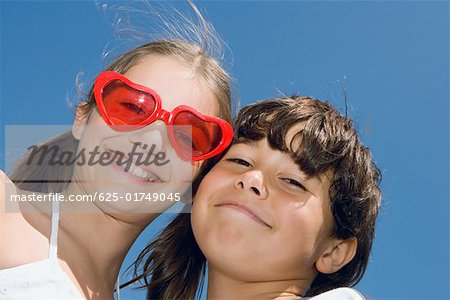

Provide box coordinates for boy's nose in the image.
[234,170,268,199]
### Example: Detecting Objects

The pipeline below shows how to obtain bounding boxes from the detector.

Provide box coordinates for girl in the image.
[0,9,234,300]
[130,96,381,299]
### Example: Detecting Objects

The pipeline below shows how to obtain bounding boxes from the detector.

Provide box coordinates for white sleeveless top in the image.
[0,200,84,299]
[306,287,365,299]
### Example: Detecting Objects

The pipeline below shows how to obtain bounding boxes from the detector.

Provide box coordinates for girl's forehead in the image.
[124,55,218,116]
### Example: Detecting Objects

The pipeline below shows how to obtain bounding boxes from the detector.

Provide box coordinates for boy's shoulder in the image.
[305,287,365,300]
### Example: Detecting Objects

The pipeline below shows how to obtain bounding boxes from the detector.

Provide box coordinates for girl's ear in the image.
[72,102,88,140]
[315,237,357,274]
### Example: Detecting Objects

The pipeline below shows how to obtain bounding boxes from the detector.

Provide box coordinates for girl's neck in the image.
[207,267,309,300]
[57,183,158,298]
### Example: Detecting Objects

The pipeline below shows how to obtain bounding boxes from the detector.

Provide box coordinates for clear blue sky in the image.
[1,1,449,299]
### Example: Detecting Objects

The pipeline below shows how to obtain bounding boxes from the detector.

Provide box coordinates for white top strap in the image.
[49,196,60,259]
[115,276,121,300]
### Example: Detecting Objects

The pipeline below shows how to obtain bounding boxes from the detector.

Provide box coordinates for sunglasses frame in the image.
[94,71,233,162]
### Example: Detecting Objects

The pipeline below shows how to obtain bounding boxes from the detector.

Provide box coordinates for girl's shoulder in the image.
[306,287,365,300]
[0,169,21,215]
[1,170,11,214]
[0,170,51,270]
[0,170,4,213]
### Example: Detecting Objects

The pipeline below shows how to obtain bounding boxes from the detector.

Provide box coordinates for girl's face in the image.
[72,54,218,213]
[192,134,337,283]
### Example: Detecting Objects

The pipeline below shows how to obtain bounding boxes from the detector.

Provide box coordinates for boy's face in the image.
[192,133,339,283]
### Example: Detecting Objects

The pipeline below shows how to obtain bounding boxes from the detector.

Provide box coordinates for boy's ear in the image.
[72,102,88,140]
[315,237,357,274]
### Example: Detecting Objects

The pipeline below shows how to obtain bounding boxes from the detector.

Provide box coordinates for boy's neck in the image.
[207,267,311,300]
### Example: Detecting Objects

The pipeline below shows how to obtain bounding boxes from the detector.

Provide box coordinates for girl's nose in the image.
[128,121,168,154]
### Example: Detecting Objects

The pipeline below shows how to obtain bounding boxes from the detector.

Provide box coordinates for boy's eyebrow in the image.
[240,140,325,184]
[278,150,319,182]
[236,140,260,148]
[249,142,260,150]
[294,164,323,183]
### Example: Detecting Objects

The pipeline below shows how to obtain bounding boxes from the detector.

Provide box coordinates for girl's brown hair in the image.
[130,96,381,299]
[8,3,233,299]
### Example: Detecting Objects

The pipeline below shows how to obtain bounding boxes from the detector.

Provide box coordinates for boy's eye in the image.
[281,177,306,191]
[226,158,252,167]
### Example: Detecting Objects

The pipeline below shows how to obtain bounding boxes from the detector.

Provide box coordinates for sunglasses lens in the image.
[173,111,222,158]
[102,80,156,126]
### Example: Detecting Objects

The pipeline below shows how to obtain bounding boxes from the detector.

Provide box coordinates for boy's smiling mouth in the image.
[215,201,272,229]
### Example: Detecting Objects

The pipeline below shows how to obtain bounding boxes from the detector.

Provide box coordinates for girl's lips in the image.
[215,202,272,229]
[106,148,165,183]
[110,160,163,184]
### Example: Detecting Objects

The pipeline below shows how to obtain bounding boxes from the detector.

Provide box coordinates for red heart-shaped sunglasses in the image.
[94,71,233,162]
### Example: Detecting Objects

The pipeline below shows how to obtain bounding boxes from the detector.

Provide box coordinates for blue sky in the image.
[1,1,449,299]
